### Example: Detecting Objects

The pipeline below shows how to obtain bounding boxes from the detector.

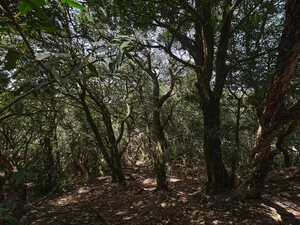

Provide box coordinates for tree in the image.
[238,0,300,199]
[77,79,128,185]
[106,0,282,193]
[132,48,179,190]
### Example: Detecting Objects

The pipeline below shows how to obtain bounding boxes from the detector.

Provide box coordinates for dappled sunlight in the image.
[141,177,156,190]
[260,203,282,223]
[273,200,300,218]
[56,195,76,206]
[76,186,92,194]
[160,201,176,208]
[22,164,300,225]
[169,177,182,183]
[115,210,128,216]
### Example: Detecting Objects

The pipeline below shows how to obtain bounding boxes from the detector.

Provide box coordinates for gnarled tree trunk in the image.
[269,122,296,167]
[238,0,300,199]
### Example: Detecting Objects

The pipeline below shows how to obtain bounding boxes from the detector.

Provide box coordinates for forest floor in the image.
[10,162,300,224]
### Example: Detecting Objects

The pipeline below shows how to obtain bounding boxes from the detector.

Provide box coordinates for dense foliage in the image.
[0,0,300,222]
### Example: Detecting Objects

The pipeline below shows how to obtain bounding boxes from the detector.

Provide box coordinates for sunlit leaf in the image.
[120,40,131,50]
[136,29,150,38]
[61,0,84,10]
[35,52,51,60]
[109,49,125,73]
[53,53,69,58]
[116,50,124,68]
[128,59,136,71]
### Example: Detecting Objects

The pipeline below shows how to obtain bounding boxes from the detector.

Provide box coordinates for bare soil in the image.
[9,162,300,224]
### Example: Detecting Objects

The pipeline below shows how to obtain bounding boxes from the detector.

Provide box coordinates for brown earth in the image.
[6,163,300,225]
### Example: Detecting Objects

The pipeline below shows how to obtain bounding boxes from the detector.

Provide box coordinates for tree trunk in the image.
[238,0,300,199]
[237,125,277,199]
[231,95,242,186]
[228,88,243,186]
[154,140,168,190]
[110,145,126,184]
[202,98,229,193]
[269,122,295,167]
[192,1,235,193]
[153,110,168,191]
[41,136,55,189]
[78,83,126,185]
[133,50,173,191]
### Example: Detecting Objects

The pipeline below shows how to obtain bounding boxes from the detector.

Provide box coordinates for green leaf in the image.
[9,169,26,185]
[34,79,48,90]
[4,50,21,70]
[109,61,115,73]
[87,64,98,76]
[70,62,83,74]
[26,19,56,32]
[105,73,114,79]
[18,1,33,14]
[115,50,124,68]
[53,71,68,91]
[14,99,25,114]
[6,215,22,225]
[128,59,136,71]
[18,0,52,24]
[136,29,150,38]
[120,40,131,50]
[35,52,51,60]
[53,53,69,58]
[14,81,31,96]
[39,25,57,32]
[18,0,45,13]
[109,50,124,73]
[0,28,10,32]
[61,0,84,10]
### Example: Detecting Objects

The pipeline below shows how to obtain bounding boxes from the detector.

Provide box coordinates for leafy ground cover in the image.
[13,162,300,224]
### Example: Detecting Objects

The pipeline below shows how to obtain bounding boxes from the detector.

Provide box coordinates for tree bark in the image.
[78,83,126,185]
[152,86,169,191]
[153,99,169,190]
[192,0,238,192]
[238,0,300,199]
[269,122,295,167]
[202,97,230,192]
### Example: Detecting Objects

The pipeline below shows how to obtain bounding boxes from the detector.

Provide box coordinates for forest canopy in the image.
[0,0,300,223]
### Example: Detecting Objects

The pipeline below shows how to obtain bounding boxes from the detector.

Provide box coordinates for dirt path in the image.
[19,164,300,225]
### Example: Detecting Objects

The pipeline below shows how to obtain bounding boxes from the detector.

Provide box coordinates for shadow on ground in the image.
[18,164,300,225]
